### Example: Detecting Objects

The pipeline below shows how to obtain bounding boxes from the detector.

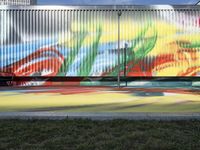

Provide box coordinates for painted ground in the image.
[0,83,200,112]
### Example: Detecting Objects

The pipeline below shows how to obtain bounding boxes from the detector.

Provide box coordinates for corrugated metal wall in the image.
[0,6,200,77]
[120,9,200,77]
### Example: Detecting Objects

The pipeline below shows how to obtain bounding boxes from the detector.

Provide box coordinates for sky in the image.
[38,0,199,5]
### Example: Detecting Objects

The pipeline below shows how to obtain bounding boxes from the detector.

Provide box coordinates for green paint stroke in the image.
[78,25,102,76]
[127,22,157,74]
[109,22,157,76]
[177,41,200,49]
[57,32,87,76]
[134,25,157,61]
[108,54,124,76]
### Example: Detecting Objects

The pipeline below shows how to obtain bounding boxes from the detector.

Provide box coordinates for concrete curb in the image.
[0,112,200,121]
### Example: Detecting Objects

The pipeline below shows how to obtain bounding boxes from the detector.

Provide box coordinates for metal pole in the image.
[124,43,128,87]
[118,11,122,88]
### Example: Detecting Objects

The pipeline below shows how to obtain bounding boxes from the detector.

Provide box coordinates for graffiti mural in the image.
[0,85,200,112]
[0,7,200,85]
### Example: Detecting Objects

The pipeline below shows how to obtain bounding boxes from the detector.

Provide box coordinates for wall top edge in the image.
[0,5,200,10]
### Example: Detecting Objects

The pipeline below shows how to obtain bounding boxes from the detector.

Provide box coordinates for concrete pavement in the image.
[0,112,200,120]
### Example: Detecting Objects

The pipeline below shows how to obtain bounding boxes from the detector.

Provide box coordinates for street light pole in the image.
[118,11,122,88]
[124,43,128,87]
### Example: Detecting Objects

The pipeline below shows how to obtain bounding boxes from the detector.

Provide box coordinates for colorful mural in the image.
[0,8,200,85]
[0,85,200,112]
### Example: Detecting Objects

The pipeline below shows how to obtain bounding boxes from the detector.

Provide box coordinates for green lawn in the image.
[0,119,200,150]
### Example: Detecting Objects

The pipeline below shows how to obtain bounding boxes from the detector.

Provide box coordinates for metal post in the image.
[124,43,128,87]
[118,11,122,88]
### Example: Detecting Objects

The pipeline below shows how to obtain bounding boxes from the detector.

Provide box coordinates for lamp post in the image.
[117,11,122,88]
[124,43,128,87]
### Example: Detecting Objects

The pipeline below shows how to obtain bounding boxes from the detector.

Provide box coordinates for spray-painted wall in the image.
[0,6,200,78]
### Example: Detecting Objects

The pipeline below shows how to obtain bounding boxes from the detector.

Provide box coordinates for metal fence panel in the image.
[0,6,200,77]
